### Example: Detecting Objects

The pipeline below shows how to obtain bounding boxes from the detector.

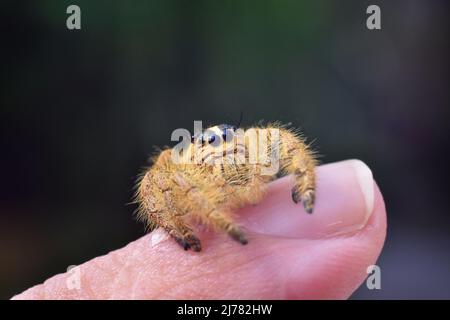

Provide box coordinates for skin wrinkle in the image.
[44,274,69,299]
[37,282,45,299]
[94,252,124,298]
[90,248,126,299]
[44,274,64,299]
[129,261,144,300]
[146,245,188,294]
[164,250,278,299]
[225,239,287,297]
[130,239,171,299]
[128,252,151,298]
[284,244,351,299]
[75,239,144,299]
[109,246,141,300]
[43,280,49,299]
[127,231,280,299]
[79,266,96,299]
[149,256,193,293]
[169,247,271,295]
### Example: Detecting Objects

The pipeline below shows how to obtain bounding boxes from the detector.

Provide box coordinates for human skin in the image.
[12,159,386,299]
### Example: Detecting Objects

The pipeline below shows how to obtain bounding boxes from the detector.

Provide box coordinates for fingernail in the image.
[349,159,374,226]
[321,159,375,237]
[240,159,376,239]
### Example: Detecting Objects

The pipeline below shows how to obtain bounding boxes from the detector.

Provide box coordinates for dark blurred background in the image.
[1,0,449,299]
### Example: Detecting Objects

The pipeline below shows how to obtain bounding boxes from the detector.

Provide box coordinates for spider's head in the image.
[191,124,238,145]
[191,124,244,164]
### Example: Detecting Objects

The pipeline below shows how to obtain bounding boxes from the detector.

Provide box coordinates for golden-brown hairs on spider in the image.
[134,122,318,251]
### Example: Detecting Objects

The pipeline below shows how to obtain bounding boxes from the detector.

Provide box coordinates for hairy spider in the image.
[135,123,317,252]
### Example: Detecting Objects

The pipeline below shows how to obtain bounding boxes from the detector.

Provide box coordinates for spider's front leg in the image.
[137,169,202,251]
[138,162,249,251]
[164,215,203,252]
[277,128,317,213]
[173,168,249,246]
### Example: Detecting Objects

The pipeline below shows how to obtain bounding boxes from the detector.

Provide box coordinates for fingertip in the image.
[240,159,377,239]
[282,178,387,299]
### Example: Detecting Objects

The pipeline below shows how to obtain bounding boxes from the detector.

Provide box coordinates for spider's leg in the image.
[163,216,201,252]
[207,209,248,245]
[173,169,249,246]
[137,169,202,251]
[271,127,317,213]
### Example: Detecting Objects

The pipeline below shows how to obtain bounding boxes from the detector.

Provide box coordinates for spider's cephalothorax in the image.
[135,123,317,252]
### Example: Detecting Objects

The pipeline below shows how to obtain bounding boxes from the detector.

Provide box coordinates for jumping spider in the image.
[135,123,317,252]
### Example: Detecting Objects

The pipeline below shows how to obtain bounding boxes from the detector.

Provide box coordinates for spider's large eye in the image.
[208,134,217,144]
[222,129,234,142]
[191,133,204,145]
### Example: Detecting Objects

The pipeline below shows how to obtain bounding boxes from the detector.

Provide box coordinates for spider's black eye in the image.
[208,135,216,143]
[222,127,235,142]
[222,129,234,142]
[191,133,204,144]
